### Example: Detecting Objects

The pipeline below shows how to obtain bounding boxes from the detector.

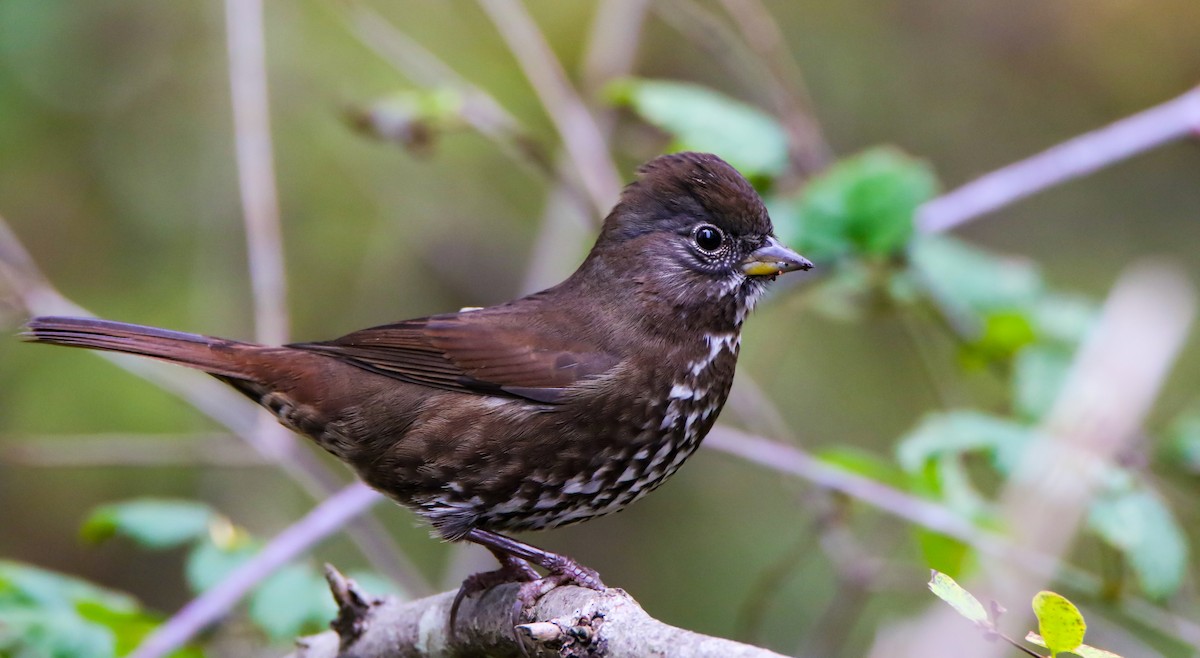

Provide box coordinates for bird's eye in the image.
[693,224,725,253]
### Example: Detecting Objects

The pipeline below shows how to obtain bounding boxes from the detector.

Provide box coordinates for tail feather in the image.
[22,316,258,380]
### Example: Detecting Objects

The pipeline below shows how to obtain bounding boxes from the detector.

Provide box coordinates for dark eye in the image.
[693,224,724,253]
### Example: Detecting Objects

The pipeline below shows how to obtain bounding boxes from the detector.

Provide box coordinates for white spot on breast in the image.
[561,475,602,496]
[650,442,673,465]
[616,463,641,483]
[659,408,680,430]
[669,382,707,399]
[688,332,740,376]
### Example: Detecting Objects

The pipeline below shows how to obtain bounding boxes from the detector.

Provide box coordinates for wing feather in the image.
[289,311,619,404]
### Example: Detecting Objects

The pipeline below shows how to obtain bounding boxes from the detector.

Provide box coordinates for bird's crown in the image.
[602,152,773,242]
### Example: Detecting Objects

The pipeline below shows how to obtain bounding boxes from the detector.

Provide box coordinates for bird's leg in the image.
[463,528,606,629]
[465,528,605,591]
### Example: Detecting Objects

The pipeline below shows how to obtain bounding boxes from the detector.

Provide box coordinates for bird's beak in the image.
[741,237,813,277]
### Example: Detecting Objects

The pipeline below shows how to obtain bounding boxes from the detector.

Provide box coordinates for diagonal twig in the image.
[477,0,624,216]
[917,86,1200,234]
[130,482,383,658]
[221,0,429,601]
[338,2,594,220]
[714,0,832,175]
[225,0,288,347]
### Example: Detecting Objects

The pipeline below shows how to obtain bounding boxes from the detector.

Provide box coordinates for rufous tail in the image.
[22,316,259,380]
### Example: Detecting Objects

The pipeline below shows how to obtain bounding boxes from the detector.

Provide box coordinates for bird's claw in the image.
[448,556,539,639]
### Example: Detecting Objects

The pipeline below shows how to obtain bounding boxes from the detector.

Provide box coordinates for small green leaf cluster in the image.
[929,570,1122,658]
[348,88,467,153]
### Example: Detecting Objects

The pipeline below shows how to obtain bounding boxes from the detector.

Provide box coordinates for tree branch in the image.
[288,567,787,658]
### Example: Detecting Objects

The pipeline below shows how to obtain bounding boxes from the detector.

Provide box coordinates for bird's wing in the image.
[288,311,620,404]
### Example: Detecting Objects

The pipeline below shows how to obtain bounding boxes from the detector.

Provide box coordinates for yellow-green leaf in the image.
[1027,633,1123,658]
[927,570,989,626]
[1032,591,1086,656]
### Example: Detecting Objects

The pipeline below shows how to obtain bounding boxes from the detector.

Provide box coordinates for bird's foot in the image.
[455,528,607,651]
[449,554,538,635]
[512,556,605,621]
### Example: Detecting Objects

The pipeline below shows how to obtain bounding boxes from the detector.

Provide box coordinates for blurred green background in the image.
[2,1,1200,656]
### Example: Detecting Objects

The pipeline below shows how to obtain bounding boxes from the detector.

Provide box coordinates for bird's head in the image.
[581,152,811,327]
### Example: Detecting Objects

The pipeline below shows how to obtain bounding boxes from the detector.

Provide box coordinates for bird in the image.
[23,151,811,626]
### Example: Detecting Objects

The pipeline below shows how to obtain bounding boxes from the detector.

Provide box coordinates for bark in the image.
[287,567,788,658]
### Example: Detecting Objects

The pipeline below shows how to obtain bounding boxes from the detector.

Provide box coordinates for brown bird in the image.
[23,152,810,623]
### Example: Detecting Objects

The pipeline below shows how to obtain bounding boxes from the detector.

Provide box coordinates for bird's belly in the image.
[374,346,738,538]
[439,385,730,536]
[463,394,723,533]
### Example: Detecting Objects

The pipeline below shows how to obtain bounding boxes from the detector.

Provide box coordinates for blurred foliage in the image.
[80,498,399,644]
[2,1,1200,657]
[0,560,201,658]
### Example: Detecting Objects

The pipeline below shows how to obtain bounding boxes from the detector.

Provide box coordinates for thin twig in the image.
[917,86,1200,234]
[224,0,288,346]
[706,426,1000,548]
[654,0,831,180]
[226,0,429,597]
[477,0,624,216]
[516,0,648,290]
[130,482,382,658]
[338,2,594,220]
[714,0,831,175]
[704,425,1200,647]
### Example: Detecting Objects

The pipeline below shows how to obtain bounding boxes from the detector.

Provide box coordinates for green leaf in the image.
[960,310,1038,368]
[910,235,1043,320]
[931,454,991,520]
[791,147,937,259]
[82,499,215,550]
[247,563,336,641]
[897,410,1036,476]
[1163,409,1200,473]
[915,531,973,579]
[0,560,138,613]
[927,570,989,626]
[1087,488,1188,599]
[1032,591,1086,656]
[0,608,116,658]
[75,600,203,658]
[1067,641,1124,658]
[607,78,788,179]
[815,446,910,490]
[0,561,201,658]
[1012,345,1072,421]
[1030,293,1099,346]
[185,537,259,594]
[1027,634,1124,658]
